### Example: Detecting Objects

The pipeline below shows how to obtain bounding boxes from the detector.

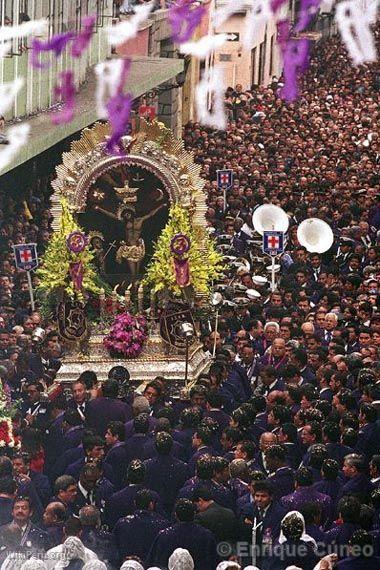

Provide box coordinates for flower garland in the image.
[103,312,148,358]
[0,382,17,449]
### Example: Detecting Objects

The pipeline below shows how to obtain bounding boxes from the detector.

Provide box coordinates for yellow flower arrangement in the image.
[37,198,101,301]
[145,204,224,296]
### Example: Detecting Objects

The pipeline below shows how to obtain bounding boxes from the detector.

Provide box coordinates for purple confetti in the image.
[105,92,133,155]
[270,0,288,12]
[51,71,76,125]
[295,0,322,32]
[31,32,75,69]
[281,38,310,101]
[169,0,206,43]
[277,19,290,49]
[71,14,96,58]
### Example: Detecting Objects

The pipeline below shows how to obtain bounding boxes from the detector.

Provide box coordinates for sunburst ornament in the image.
[50,119,207,231]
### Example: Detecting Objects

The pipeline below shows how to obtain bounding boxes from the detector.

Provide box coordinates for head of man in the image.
[105,421,125,447]
[43,501,66,527]
[54,475,77,505]
[260,365,277,387]
[79,463,101,492]
[301,422,322,446]
[259,432,277,453]
[265,444,287,473]
[83,435,105,461]
[71,380,86,405]
[342,454,365,479]
[325,313,338,331]
[143,380,162,407]
[264,322,280,342]
[12,497,33,527]
[252,480,274,510]
[271,338,286,359]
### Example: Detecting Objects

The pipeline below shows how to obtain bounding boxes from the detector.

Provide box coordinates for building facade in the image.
[209,0,286,90]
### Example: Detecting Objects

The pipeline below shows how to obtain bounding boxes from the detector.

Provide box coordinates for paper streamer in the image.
[0,43,11,58]
[31,32,75,69]
[0,19,48,41]
[336,0,378,65]
[0,124,30,173]
[95,58,131,117]
[213,0,245,28]
[195,64,227,130]
[71,14,96,57]
[270,0,288,12]
[169,0,206,43]
[295,0,322,32]
[243,0,273,50]
[107,2,154,45]
[179,34,230,58]
[51,71,76,125]
[0,78,24,117]
[281,37,310,101]
[105,92,133,155]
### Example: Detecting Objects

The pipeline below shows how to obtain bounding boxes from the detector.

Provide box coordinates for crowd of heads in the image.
[0,24,379,570]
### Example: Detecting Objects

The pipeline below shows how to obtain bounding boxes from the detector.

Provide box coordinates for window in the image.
[269,34,274,77]
[251,47,257,86]
[219,53,232,62]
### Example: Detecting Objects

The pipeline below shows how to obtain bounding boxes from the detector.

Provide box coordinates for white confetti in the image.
[213,0,246,27]
[0,43,11,58]
[242,0,272,50]
[95,59,129,117]
[0,19,47,41]
[0,124,30,173]
[179,34,230,58]
[0,78,24,117]
[335,0,379,65]
[106,2,154,46]
[195,64,227,130]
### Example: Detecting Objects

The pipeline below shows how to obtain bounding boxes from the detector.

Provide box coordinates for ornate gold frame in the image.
[50,120,207,230]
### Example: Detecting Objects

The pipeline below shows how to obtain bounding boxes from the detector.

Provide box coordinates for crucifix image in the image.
[93,179,167,281]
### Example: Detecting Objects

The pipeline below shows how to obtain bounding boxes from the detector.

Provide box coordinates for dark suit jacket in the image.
[239,500,287,546]
[72,477,115,520]
[0,521,49,551]
[113,509,170,563]
[86,397,132,436]
[104,484,162,528]
[144,455,188,512]
[339,473,373,503]
[65,457,114,483]
[195,501,237,542]
[30,470,52,506]
[104,442,129,488]
[338,556,380,570]
[267,467,295,499]
[125,416,157,439]
[146,521,217,570]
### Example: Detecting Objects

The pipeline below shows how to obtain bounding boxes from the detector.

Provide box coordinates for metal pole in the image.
[185,337,189,387]
[26,271,35,311]
[270,256,276,292]
[251,517,262,567]
[212,309,219,358]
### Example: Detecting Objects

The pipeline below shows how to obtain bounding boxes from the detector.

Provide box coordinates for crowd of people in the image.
[0,19,379,570]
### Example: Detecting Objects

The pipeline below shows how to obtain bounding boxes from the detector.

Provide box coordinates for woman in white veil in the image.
[52,536,87,569]
[20,560,47,570]
[120,560,144,570]
[265,511,320,570]
[168,548,194,570]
